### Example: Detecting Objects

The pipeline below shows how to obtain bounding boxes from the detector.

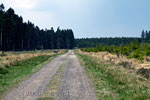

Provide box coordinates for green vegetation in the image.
[76,52,150,100]
[0,50,55,70]
[0,53,60,99]
[81,41,150,60]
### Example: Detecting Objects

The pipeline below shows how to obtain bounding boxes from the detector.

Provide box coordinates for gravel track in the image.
[3,51,97,100]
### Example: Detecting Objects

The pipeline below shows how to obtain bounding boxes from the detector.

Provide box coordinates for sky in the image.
[1,0,150,38]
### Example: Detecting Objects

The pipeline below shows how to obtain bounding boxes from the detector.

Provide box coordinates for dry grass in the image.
[78,50,150,78]
[0,50,65,69]
[79,50,150,69]
[76,51,150,100]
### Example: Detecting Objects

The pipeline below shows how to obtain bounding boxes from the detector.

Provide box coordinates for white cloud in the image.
[21,11,60,29]
[2,0,37,9]
[1,0,93,31]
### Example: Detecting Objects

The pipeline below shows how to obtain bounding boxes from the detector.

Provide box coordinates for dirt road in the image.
[4,50,96,100]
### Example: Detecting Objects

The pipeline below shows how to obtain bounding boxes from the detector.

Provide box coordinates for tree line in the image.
[0,4,75,53]
[75,37,141,48]
[76,30,150,48]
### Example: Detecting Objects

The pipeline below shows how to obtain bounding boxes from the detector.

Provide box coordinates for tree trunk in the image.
[22,39,24,51]
[1,28,4,56]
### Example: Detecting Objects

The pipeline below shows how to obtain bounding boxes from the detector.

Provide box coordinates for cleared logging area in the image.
[76,51,150,100]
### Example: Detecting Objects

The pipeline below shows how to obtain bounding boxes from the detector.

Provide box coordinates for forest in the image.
[75,37,141,48]
[0,4,75,52]
[76,30,150,48]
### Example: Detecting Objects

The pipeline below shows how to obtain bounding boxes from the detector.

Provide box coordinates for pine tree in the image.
[0,3,5,55]
[0,4,75,52]
[141,30,145,42]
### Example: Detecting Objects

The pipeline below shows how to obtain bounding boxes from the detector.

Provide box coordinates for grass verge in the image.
[0,53,63,99]
[76,52,150,100]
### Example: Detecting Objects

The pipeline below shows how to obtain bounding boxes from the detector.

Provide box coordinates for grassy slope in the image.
[0,52,63,99]
[76,52,150,100]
